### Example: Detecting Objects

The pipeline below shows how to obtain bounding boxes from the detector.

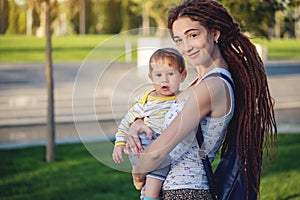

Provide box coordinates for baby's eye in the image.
[155,73,162,77]
[168,72,175,76]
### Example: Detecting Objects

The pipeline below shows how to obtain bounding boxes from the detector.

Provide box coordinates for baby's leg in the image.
[143,155,170,200]
[144,177,162,199]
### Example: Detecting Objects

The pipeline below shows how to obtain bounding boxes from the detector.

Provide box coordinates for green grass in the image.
[0,35,299,63]
[0,142,139,200]
[252,38,300,60]
[0,35,138,63]
[0,134,299,200]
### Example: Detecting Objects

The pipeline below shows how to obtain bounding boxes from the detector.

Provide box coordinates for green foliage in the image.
[219,0,273,38]
[6,0,19,34]
[0,134,299,199]
[0,0,9,34]
[67,0,94,34]
[2,0,299,37]
[120,0,141,31]
[218,0,297,38]
[101,0,122,34]
[18,10,26,34]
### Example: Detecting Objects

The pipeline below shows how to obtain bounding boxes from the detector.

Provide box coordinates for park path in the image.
[0,61,300,148]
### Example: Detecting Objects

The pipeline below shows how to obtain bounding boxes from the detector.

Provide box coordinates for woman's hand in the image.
[124,119,153,156]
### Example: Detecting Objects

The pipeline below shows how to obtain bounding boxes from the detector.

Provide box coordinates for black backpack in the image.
[196,72,257,200]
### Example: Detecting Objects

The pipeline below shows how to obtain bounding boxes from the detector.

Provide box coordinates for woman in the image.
[126,0,277,199]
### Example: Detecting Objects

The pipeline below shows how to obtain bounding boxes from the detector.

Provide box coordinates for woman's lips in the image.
[188,51,199,58]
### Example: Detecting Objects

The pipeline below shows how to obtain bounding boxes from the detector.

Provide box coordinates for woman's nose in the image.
[183,39,193,53]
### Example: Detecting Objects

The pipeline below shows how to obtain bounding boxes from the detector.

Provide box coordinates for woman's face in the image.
[172,17,217,67]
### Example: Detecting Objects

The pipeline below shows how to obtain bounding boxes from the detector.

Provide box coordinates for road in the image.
[0,61,300,149]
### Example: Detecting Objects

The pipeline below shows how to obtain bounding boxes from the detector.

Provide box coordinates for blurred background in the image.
[0,0,300,199]
[0,0,299,38]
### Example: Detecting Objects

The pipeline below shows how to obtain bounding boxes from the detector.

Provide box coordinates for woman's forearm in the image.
[133,108,200,173]
[133,85,212,173]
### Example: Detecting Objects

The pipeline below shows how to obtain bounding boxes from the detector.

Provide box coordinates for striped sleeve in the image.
[114,92,148,146]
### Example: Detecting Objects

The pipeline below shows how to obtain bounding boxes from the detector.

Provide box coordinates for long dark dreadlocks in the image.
[168,0,277,198]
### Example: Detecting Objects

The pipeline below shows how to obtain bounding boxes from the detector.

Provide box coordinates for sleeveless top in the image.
[162,68,235,190]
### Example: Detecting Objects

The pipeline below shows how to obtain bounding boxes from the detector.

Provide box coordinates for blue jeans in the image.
[129,132,170,181]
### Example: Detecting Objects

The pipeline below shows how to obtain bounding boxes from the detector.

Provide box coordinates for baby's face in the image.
[149,58,184,97]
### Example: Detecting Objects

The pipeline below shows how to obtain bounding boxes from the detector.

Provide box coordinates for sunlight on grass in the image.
[0,35,299,63]
[260,170,300,200]
[252,38,300,60]
[0,134,299,199]
[0,35,138,63]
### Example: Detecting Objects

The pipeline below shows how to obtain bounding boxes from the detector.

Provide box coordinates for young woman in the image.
[126,0,277,199]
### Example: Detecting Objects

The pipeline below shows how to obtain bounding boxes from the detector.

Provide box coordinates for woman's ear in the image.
[214,30,221,43]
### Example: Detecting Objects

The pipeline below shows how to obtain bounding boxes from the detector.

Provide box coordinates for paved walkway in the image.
[0,61,300,149]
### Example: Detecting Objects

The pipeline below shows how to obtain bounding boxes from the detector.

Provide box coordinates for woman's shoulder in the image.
[175,86,194,103]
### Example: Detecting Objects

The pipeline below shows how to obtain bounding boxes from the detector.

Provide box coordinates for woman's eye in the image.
[190,33,199,38]
[174,38,183,44]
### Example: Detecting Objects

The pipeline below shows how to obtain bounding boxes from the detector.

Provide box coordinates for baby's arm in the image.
[112,92,147,163]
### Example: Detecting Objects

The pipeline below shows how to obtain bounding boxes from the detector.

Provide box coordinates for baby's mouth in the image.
[161,86,170,91]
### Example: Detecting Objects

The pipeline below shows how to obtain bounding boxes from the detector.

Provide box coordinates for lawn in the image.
[0,134,299,200]
[0,35,299,63]
[0,35,138,63]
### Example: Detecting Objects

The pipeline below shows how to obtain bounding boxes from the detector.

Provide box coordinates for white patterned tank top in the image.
[162,68,235,190]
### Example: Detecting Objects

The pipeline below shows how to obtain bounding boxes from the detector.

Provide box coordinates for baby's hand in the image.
[112,145,125,164]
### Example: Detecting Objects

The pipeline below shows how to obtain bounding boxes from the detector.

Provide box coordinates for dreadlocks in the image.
[168,0,277,198]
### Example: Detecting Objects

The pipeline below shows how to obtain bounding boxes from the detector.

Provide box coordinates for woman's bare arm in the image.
[131,77,229,181]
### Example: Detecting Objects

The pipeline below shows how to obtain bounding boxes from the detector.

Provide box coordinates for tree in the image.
[218,0,293,38]
[44,0,55,162]
[101,0,122,34]
[6,0,19,34]
[147,0,181,37]
[130,0,181,36]
[66,0,93,34]
[79,0,86,34]
[27,0,58,36]
[0,0,9,34]
[120,0,140,32]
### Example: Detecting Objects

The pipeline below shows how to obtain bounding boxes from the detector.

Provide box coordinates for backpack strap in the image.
[196,72,234,199]
[202,72,235,91]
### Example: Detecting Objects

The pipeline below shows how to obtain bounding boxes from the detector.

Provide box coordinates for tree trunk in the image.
[142,2,150,36]
[44,0,55,162]
[295,3,300,39]
[79,0,86,34]
[274,10,281,38]
[0,0,7,34]
[26,8,33,36]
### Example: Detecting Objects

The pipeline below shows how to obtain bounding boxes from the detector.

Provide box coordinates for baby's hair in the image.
[149,48,186,73]
[168,0,277,198]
